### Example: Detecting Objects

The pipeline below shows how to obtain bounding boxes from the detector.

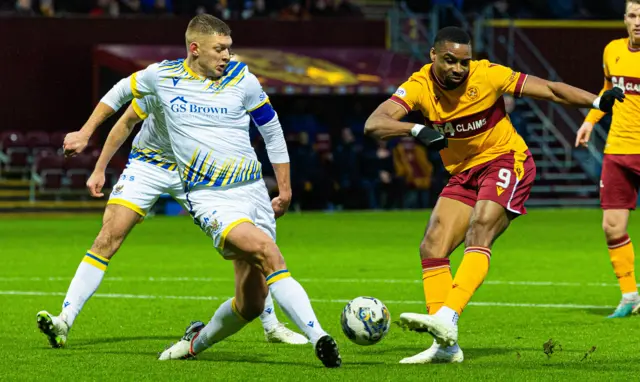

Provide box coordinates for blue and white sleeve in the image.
[243,73,289,164]
[100,63,159,112]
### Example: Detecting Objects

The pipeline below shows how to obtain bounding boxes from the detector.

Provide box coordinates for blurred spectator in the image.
[332,0,363,17]
[290,132,332,210]
[332,127,363,209]
[361,140,403,210]
[310,0,334,17]
[15,0,35,14]
[242,0,271,19]
[90,0,120,16]
[504,95,528,142]
[278,1,310,21]
[5,0,630,18]
[393,137,433,209]
[140,0,172,14]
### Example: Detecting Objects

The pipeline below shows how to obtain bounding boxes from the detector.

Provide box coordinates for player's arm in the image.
[576,45,613,148]
[575,79,613,148]
[364,100,414,139]
[364,80,447,150]
[245,74,291,218]
[489,62,623,111]
[520,75,622,110]
[87,103,143,198]
[64,66,157,157]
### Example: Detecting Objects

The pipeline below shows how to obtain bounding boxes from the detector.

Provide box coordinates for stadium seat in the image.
[0,131,30,174]
[26,131,53,156]
[34,149,65,191]
[48,131,67,148]
[66,153,94,189]
[315,133,332,153]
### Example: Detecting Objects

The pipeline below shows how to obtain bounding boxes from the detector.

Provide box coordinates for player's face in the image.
[430,42,472,89]
[625,3,640,45]
[192,34,233,78]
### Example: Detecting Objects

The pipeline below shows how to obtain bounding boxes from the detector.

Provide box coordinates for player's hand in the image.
[412,125,448,151]
[272,192,291,219]
[597,87,625,113]
[575,122,593,148]
[86,171,106,198]
[63,131,90,157]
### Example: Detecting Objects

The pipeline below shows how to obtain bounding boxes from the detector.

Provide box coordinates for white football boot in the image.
[400,339,464,364]
[158,321,205,361]
[36,311,69,348]
[264,323,309,345]
[399,312,458,347]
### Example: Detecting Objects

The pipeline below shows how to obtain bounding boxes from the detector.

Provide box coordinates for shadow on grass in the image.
[65,336,183,347]
[583,308,615,317]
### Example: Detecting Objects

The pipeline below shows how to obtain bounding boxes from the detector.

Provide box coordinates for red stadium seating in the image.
[48,131,67,148]
[1,131,30,175]
[34,149,65,191]
[315,133,332,153]
[66,153,94,189]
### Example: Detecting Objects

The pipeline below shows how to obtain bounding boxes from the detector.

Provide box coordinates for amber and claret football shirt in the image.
[390,60,529,175]
[584,38,640,155]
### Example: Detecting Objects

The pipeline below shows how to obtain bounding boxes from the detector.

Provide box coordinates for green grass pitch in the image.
[1,209,639,380]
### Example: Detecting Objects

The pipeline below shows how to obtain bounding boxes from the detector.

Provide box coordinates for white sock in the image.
[267,270,327,345]
[435,306,459,327]
[60,251,109,327]
[259,292,279,331]
[433,339,460,352]
[192,298,248,354]
[623,291,639,300]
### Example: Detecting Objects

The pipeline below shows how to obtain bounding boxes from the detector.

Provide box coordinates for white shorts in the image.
[187,179,276,256]
[108,160,187,217]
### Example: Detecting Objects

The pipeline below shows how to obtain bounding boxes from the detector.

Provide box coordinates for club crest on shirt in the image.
[112,184,124,196]
[394,87,407,97]
[466,86,479,101]
[210,218,221,233]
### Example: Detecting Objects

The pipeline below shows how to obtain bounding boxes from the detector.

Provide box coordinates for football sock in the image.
[266,270,327,345]
[259,292,279,331]
[444,247,491,315]
[421,258,452,314]
[607,234,637,295]
[60,251,109,327]
[192,298,248,354]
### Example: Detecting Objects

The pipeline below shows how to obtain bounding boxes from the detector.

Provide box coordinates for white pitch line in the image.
[0,290,615,310]
[0,276,623,288]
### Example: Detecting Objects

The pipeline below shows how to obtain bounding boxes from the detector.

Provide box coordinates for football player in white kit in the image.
[59,14,341,368]
[35,93,308,348]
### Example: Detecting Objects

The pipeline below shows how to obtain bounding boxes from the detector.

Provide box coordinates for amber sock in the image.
[421,258,452,314]
[608,234,637,296]
[444,247,491,315]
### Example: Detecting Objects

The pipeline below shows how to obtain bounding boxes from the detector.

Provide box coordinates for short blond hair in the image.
[185,14,231,46]
[628,0,640,5]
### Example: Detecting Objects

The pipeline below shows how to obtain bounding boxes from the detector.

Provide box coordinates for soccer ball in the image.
[340,296,391,346]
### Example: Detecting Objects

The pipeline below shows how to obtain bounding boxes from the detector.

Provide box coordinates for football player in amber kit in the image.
[365,26,624,363]
[576,0,640,318]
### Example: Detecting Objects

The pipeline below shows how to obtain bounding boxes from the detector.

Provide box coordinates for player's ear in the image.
[189,42,200,57]
[429,47,436,63]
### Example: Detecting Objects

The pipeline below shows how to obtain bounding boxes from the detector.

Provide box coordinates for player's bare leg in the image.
[37,205,140,348]
[602,209,640,318]
[160,222,341,367]
[413,200,511,348]
[399,197,471,364]
[419,197,474,313]
[226,223,340,367]
[159,258,266,360]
